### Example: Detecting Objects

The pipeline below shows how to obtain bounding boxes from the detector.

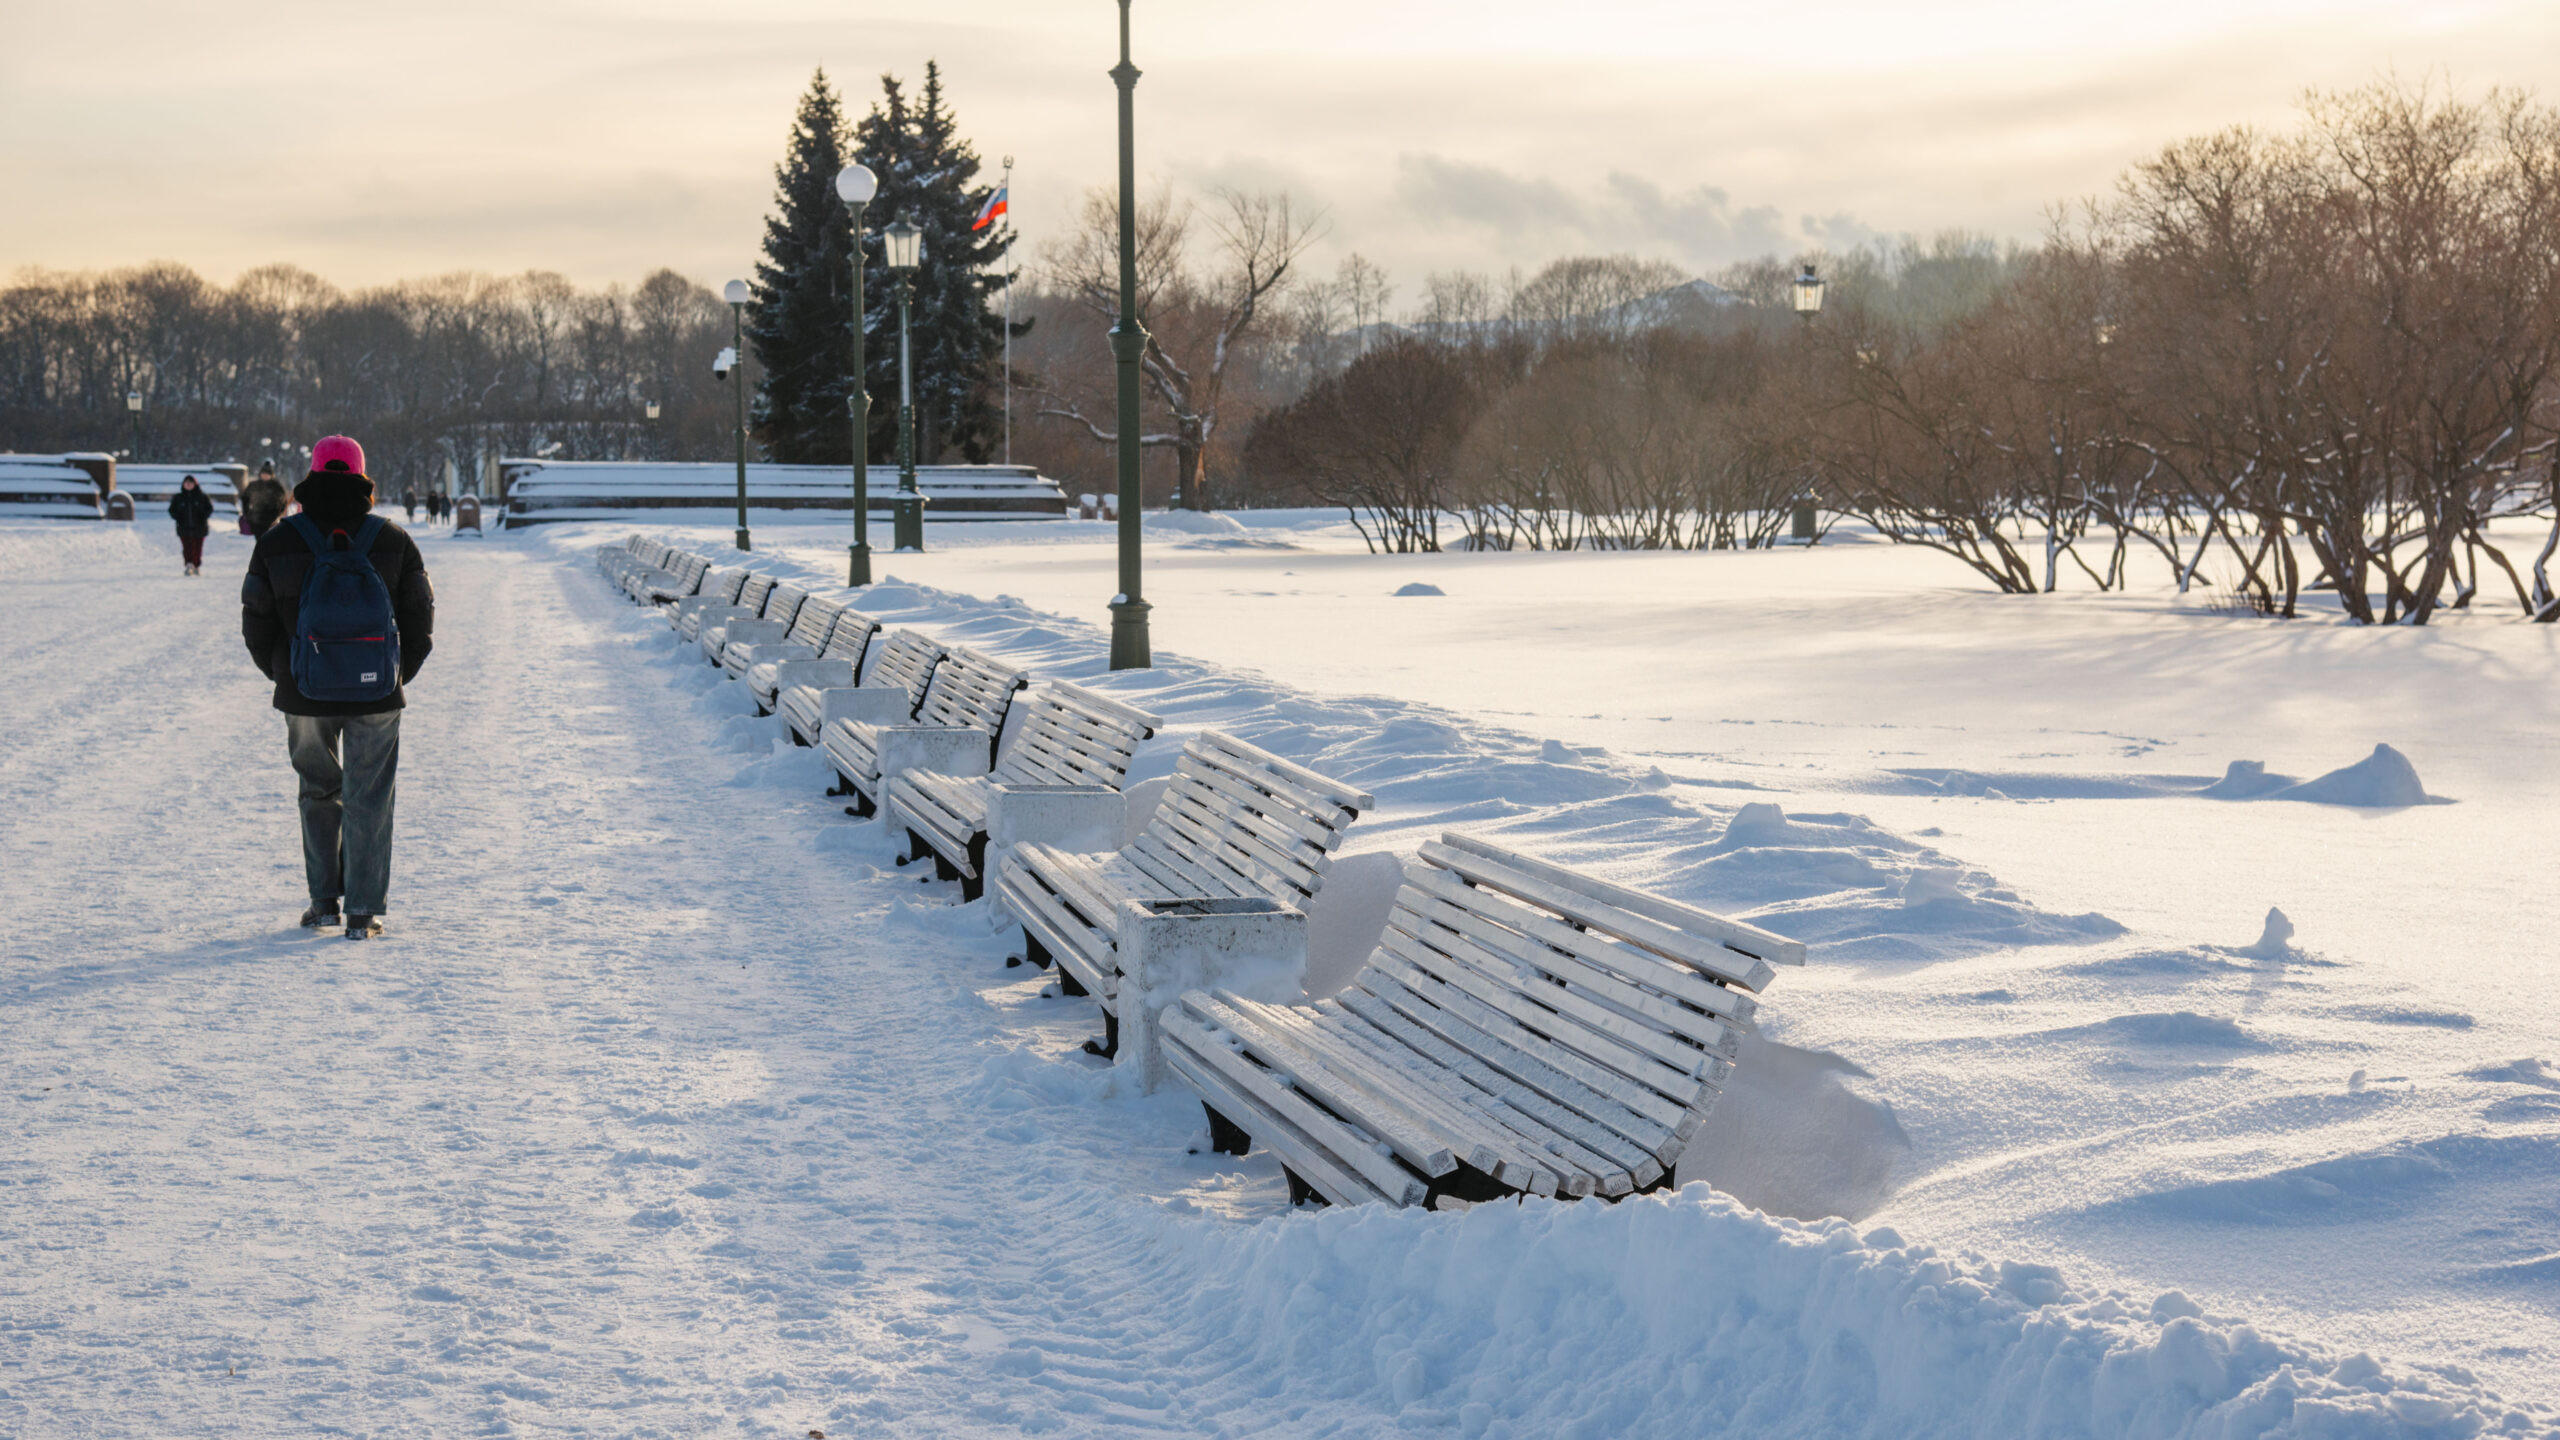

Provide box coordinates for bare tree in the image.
[1037,185,1322,510]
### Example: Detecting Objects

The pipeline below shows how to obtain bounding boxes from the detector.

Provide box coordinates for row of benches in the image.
[594,535,1805,1211]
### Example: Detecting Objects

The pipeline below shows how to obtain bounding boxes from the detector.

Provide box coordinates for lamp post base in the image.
[1108,595,1152,671]
[849,542,872,586]
[734,528,751,552]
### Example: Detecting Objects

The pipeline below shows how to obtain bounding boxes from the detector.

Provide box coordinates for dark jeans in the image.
[287,713,401,915]
[180,534,205,566]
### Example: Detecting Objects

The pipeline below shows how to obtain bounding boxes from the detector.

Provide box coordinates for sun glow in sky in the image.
[1,0,2548,292]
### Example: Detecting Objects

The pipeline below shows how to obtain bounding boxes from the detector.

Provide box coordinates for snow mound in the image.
[2276,743,2435,807]
[1143,1188,2547,1438]
[1146,509,1247,536]
[1392,581,1446,596]
[2198,759,2294,799]
[2241,906,2295,958]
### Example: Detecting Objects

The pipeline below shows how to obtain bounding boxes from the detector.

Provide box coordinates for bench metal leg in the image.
[1022,933,1052,971]
[960,837,988,904]
[923,835,962,883]
[1202,1104,1252,1157]
[1282,1167,1328,1209]
[1424,1159,1514,1209]
[1080,1009,1117,1059]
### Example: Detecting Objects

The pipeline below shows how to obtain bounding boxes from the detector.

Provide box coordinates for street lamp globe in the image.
[1791,264,1825,320]
[884,218,923,273]
[835,165,879,205]
[723,279,750,306]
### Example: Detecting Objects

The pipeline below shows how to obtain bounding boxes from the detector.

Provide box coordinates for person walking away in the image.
[241,435,434,939]
[402,487,419,523]
[240,461,288,536]
[168,474,215,575]
[429,489,447,525]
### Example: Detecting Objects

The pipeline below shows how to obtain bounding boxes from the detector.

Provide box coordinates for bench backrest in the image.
[675,554,711,594]
[787,596,844,648]
[821,609,883,667]
[760,583,808,628]
[700,568,750,605]
[858,629,946,708]
[995,681,1163,790]
[1348,833,1799,1158]
[736,573,776,615]
[1124,730,1374,906]
[913,646,1029,745]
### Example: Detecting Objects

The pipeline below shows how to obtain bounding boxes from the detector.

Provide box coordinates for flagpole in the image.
[1001,154,1015,467]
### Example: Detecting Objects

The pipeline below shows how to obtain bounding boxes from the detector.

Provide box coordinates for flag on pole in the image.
[971,185,1009,232]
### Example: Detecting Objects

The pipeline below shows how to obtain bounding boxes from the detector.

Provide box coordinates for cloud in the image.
[1390,155,1877,274]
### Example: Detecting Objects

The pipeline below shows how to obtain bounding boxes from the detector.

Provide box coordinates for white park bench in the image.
[634,551,712,604]
[672,567,754,643]
[741,599,859,714]
[820,643,1027,817]
[883,681,1164,901]
[775,611,892,743]
[992,730,1373,1058]
[1159,834,1803,1210]
[696,574,786,663]
[720,586,830,682]
[597,537,667,598]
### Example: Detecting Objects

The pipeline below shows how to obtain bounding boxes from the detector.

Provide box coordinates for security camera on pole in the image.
[835,164,879,585]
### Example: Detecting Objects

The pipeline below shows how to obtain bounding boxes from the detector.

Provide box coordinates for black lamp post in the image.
[721,279,751,550]
[1107,0,1152,669]
[125,388,144,461]
[837,164,880,584]
[883,216,926,553]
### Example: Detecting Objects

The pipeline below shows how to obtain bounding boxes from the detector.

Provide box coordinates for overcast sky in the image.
[3,0,2550,299]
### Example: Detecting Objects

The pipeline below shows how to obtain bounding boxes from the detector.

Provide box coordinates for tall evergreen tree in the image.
[745,70,859,464]
[852,63,1015,464]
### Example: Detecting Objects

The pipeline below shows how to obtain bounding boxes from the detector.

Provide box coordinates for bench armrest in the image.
[1116,897,1308,1095]
[820,684,917,729]
[722,619,789,651]
[987,784,1124,858]
[875,726,994,786]
[743,639,816,667]
[773,658,854,694]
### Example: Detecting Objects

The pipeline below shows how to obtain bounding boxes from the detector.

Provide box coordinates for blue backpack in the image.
[287,514,401,703]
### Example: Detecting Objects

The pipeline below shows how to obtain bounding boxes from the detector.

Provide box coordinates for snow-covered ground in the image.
[3,509,2553,1436]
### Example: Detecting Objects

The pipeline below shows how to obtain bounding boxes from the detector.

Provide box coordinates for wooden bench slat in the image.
[1373,923,1709,1130]
[1401,864,1760,1028]
[1342,975,1652,1196]
[1181,992,1463,1178]
[1420,837,1791,986]
[1398,874,1753,1049]
[1159,1044,1397,1208]
[1159,1007,1431,1204]
[1194,730,1376,812]
[1329,987,1599,1196]
[1185,745,1364,834]
[1169,756,1347,850]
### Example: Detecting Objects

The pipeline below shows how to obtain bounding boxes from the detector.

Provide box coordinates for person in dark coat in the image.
[402,487,419,523]
[240,461,288,536]
[168,475,216,575]
[241,435,435,939]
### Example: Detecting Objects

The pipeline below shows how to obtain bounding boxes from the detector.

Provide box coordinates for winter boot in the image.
[300,902,341,928]
[345,914,383,940]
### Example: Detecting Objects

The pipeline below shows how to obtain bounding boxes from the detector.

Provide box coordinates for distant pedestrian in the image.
[240,461,288,537]
[241,435,435,940]
[430,490,448,525]
[403,487,419,523]
[168,475,215,575]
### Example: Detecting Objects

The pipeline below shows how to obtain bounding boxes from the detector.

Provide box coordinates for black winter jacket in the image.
[239,477,288,535]
[168,486,216,537]
[241,472,435,716]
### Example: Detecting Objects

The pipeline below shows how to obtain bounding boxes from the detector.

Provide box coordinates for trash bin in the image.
[104,492,135,522]
[454,495,482,532]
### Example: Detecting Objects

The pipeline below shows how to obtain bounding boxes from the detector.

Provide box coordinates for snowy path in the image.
[5,523,2553,1437]
[0,533,1277,1433]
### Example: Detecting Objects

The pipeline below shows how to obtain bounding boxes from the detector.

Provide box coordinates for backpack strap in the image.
[286,513,326,552]
[351,515,388,552]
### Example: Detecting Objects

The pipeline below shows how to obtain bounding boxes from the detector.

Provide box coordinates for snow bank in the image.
[2202,746,2442,807]
[1137,1187,2552,1439]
